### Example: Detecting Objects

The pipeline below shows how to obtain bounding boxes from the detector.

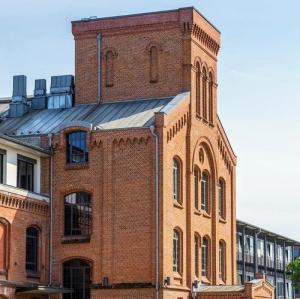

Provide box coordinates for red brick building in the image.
[0,6,274,299]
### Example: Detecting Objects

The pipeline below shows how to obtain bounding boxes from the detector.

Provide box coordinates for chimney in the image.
[31,79,47,109]
[9,75,30,117]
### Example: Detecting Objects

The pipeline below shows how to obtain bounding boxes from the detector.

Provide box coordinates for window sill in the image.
[194,209,202,216]
[219,217,227,224]
[202,211,211,219]
[26,271,40,279]
[201,276,211,284]
[173,201,184,210]
[173,272,183,285]
[65,162,89,170]
[219,279,226,285]
[61,235,91,244]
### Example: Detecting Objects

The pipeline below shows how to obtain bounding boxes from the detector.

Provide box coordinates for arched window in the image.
[202,67,207,120]
[173,229,181,273]
[194,167,200,210]
[218,179,226,219]
[105,50,114,87]
[201,172,209,213]
[26,227,39,274]
[66,131,88,164]
[149,46,159,83]
[0,218,9,274]
[64,192,91,237]
[208,72,214,123]
[196,62,201,116]
[202,237,209,278]
[173,158,181,203]
[219,241,226,281]
[195,234,200,277]
[63,259,91,299]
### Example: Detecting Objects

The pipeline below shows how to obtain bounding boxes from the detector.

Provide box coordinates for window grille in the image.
[63,259,91,299]
[64,192,91,236]
[26,227,39,273]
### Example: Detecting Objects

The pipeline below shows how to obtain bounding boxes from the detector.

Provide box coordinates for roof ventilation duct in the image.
[9,75,30,117]
[31,79,47,110]
[48,75,74,109]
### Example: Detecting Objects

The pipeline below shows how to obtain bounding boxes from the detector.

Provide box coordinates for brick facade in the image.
[0,6,246,299]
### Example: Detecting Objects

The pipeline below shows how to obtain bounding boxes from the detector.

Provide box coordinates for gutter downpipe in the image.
[97,33,102,104]
[150,125,160,299]
[48,133,53,288]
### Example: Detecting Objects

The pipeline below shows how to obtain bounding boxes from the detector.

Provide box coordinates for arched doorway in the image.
[63,259,91,299]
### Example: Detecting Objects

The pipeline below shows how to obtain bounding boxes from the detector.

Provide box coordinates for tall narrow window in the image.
[17,155,35,192]
[218,179,225,219]
[150,46,159,83]
[201,172,209,213]
[194,167,200,210]
[0,153,3,184]
[0,218,9,274]
[173,158,181,203]
[26,227,39,274]
[196,62,201,116]
[202,237,209,277]
[208,72,213,123]
[219,241,226,281]
[64,192,91,237]
[202,67,207,120]
[67,131,88,164]
[63,259,91,299]
[173,229,181,273]
[195,235,200,277]
[105,51,114,87]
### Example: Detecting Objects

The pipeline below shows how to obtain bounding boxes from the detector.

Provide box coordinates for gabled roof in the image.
[0,96,174,136]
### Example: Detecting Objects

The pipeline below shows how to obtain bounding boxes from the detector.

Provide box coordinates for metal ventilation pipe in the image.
[97,33,102,104]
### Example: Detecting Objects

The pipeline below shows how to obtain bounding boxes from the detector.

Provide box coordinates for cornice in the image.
[182,21,220,57]
[0,192,48,216]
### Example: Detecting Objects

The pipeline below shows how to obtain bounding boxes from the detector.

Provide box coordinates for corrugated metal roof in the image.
[0,97,172,136]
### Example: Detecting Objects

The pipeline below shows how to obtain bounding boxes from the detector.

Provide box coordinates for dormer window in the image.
[66,131,88,164]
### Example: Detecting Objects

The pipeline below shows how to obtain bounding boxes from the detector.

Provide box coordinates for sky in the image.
[0,0,300,240]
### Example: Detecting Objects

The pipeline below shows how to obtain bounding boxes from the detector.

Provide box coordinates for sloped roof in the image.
[0,97,173,136]
[197,285,245,293]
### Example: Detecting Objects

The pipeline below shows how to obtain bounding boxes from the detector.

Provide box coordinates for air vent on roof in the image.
[9,75,30,117]
[48,75,74,109]
[32,79,47,110]
[12,75,27,103]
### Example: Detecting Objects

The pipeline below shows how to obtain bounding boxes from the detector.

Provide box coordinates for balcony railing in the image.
[266,257,275,268]
[258,256,264,266]
[245,253,254,264]
[237,252,243,261]
[276,259,284,271]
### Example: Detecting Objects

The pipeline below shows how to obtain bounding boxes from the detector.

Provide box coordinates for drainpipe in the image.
[150,125,160,299]
[97,33,102,104]
[48,134,53,286]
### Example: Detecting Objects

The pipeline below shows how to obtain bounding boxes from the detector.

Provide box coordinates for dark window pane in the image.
[63,259,91,299]
[17,159,34,191]
[64,192,91,236]
[0,154,3,184]
[26,227,38,273]
[67,131,88,164]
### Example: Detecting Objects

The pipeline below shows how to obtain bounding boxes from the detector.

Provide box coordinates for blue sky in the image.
[1,0,300,239]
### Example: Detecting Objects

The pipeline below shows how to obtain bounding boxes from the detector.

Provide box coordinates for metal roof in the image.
[0,97,172,136]
[237,219,300,245]
[197,285,245,293]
